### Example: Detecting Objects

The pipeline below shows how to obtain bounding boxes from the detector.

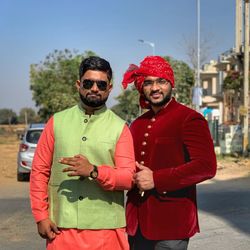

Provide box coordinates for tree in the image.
[223,70,243,90]
[30,49,97,120]
[111,88,140,123]
[181,34,213,70]
[0,109,18,124]
[222,70,243,123]
[163,56,194,105]
[181,34,215,105]
[18,107,40,124]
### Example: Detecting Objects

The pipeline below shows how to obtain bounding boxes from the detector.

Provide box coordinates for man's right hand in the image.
[37,218,61,240]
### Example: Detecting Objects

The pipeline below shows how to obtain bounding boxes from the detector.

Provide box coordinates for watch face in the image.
[91,170,98,179]
[90,165,98,179]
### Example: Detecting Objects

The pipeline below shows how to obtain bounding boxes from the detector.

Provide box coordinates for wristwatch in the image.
[89,165,98,180]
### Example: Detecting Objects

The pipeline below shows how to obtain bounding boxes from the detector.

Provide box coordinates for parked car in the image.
[17,123,45,181]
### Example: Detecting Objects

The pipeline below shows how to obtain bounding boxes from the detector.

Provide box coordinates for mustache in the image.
[149,90,162,95]
[86,93,101,98]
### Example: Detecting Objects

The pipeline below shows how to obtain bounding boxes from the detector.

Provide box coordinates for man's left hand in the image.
[59,154,93,177]
[134,161,154,191]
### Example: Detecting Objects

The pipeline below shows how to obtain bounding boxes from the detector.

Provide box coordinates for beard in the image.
[79,93,108,108]
[144,89,172,107]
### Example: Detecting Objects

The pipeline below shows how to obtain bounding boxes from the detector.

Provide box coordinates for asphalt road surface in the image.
[0,176,250,250]
[189,176,250,250]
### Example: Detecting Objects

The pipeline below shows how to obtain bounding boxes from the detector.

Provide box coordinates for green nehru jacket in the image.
[48,104,125,229]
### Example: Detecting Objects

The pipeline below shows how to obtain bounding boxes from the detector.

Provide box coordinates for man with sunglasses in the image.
[30,56,135,250]
[122,56,217,250]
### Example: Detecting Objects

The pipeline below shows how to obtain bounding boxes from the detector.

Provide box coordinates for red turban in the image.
[122,56,175,108]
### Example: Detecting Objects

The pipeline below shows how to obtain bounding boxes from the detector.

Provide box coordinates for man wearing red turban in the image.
[122,56,217,250]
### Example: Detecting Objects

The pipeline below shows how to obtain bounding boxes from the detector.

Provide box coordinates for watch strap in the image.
[89,165,98,179]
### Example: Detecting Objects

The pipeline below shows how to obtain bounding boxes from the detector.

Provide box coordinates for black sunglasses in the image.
[80,79,108,91]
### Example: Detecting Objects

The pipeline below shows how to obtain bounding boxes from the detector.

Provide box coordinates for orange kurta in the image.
[30,117,135,250]
[46,228,128,250]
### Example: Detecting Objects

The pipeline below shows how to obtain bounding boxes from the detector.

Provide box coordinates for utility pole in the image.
[243,0,249,154]
[193,0,202,112]
[197,0,201,93]
[235,0,243,53]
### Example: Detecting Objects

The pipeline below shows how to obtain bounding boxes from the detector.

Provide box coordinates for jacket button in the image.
[79,196,84,200]
[142,141,147,146]
[84,119,88,123]
[82,136,87,141]
[163,191,167,195]
[141,151,145,155]
[144,133,149,137]
[147,125,152,129]
[151,118,156,122]
[140,161,145,165]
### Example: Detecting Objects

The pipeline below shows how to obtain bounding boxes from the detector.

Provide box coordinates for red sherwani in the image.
[126,98,217,240]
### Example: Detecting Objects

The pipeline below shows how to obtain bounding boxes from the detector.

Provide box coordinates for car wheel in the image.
[17,173,25,181]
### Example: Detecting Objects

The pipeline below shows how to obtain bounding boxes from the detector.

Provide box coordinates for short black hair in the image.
[79,56,112,81]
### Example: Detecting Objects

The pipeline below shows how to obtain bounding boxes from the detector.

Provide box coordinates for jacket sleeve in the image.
[153,112,217,193]
[97,125,136,191]
[29,117,54,223]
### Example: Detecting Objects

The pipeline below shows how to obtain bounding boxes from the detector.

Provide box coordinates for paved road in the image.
[189,176,250,250]
[0,180,44,250]
[0,176,250,250]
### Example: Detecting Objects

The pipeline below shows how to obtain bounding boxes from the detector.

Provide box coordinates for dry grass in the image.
[0,125,25,180]
[0,134,19,179]
[0,125,250,182]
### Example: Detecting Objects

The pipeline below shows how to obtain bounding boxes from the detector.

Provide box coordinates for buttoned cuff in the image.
[153,168,174,193]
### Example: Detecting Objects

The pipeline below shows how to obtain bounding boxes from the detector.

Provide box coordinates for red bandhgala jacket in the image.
[126,98,217,240]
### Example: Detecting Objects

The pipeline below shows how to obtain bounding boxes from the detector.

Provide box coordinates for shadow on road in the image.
[197,175,250,235]
[0,189,44,250]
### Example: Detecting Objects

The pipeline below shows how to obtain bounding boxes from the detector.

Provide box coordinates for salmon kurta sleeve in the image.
[30,117,54,222]
[97,125,135,190]
[30,117,135,223]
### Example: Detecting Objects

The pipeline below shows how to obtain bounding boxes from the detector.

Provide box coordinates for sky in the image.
[0,0,236,113]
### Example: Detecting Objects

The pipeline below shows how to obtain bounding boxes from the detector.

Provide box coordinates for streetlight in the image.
[137,39,155,116]
[138,39,155,55]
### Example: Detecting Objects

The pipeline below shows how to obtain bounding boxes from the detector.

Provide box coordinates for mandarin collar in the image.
[148,97,176,118]
[77,102,107,117]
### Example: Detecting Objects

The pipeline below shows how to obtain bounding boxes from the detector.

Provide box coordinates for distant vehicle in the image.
[17,123,45,181]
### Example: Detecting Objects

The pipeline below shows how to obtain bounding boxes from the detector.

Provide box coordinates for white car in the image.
[17,123,45,181]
